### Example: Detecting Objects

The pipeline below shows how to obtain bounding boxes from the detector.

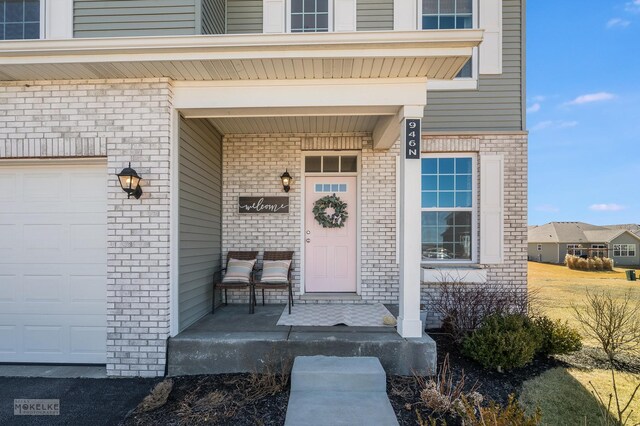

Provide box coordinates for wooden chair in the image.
[253,251,294,314]
[212,251,259,314]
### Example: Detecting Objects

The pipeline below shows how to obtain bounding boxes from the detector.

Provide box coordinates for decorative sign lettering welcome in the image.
[239,197,289,214]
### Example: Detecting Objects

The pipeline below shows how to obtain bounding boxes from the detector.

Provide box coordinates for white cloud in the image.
[625,0,640,13]
[527,103,541,113]
[607,18,631,28]
[564,92,616,106]
[536,204,560,213]
[531,120,578,131]
[532,95,547,102]
[589,203,626,212]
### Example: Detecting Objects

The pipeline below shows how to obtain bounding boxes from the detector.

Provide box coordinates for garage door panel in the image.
[24,224,64,250]
[0,173,16,202]
[72,173,107,202]
[0,224,17,248]
[23,325,65,355]
[0,162,107,364]
[70,223,107,250]
[23,274,65,303]
[23,173,64,201]
[0,274,19,303]
[70,326,107,355]
[0,325,18,354]
[70,275,107,307]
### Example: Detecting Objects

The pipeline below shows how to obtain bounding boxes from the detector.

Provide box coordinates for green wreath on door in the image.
[312,194,348,228]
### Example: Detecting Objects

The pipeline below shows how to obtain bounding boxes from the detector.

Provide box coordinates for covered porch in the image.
[162,30,483,344]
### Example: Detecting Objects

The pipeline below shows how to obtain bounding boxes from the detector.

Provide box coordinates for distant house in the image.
[528,222,640,266]
[603,224,640,238]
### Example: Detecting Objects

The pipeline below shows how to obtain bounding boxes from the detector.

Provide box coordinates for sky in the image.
[527,0,640,225]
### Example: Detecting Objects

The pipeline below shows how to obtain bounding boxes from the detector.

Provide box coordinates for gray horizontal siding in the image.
[226,0,262,34]
[179,117,223,331]
[74,0,198,38]
[424,0,524,132]
[357,0,393,31]
[202,0,226,34]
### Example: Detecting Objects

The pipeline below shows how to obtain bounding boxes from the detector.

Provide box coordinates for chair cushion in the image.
[222,258,256,284]
[260,260,291,284]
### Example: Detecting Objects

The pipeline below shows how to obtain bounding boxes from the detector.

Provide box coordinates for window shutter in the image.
[45,0,74,39]
[334,0,356,32]
[263,0,285,33]
[480,154,504,264]
[394,0,418,30]
[479,0,502,74]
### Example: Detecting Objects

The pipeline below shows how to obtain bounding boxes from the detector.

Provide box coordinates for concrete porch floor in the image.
[167,305,436,376]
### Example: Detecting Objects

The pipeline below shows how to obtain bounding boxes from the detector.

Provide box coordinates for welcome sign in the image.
[239,197,289,214]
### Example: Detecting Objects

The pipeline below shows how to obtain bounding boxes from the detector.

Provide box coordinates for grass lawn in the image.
[523,262,640,425]
[528,261,640,341]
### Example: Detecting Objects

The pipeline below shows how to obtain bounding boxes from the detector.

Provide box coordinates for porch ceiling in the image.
[207,115,379,134]
[0,31,482,82]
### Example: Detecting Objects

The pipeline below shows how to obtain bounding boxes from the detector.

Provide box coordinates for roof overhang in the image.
[0,30,483,82]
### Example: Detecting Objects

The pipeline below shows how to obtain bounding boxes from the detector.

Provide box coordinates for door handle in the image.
[306,238,311,243]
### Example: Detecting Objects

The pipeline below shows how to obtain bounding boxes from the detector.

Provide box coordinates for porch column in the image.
[397,106,424,338]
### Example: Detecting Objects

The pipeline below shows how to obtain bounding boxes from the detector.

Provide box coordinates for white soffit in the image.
[208,115,379,134]
[0,31,482,82]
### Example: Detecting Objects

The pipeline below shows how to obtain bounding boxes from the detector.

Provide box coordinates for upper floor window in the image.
[291,0,329,33]
[422,0,472,30]
[422,0,473,78]
[1,0,40,40]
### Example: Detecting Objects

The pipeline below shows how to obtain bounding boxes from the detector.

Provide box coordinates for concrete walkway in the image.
[285,356,399,426]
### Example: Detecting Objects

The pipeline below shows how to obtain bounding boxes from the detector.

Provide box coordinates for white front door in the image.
[305,176,357,292]
[0,162,107,363]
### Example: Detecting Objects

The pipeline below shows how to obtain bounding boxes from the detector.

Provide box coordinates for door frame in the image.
[300,151,361,295]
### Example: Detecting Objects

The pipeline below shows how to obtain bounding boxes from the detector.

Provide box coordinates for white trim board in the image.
[422,268,487,284]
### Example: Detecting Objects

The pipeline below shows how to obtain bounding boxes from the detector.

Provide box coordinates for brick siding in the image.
[0,79,173,377]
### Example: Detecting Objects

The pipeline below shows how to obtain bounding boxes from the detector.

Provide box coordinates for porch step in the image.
[291,356,386,392]
[285,356,399,426]
[167,305,437,377]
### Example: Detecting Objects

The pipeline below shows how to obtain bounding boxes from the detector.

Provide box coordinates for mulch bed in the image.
[388,331,566,425]
[122,373,289,426]
[123,331,574,426]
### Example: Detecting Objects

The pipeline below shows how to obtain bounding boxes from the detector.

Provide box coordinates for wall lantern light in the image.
[280,169,293,193]
[117,163,143,199]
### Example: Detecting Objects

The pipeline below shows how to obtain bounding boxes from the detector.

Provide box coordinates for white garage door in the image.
[0,161,107,364]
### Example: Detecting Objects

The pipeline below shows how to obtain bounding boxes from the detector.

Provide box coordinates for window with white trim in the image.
[0,0,40,40]
[305,155,357,173]
[613,244,636,257]
[567,244,583,256]
[421,0,473,78]
[290,0,329,32]
[591,244,607,258]
[421,155,475,262]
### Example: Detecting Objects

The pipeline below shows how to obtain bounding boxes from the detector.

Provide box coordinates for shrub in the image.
[564,254,574,269]
[565,254,614,271]
[594,257,604,271]
[462,314,542,371]
[429,279,531,343]
[573,291,640,425]
[533,316,582,355]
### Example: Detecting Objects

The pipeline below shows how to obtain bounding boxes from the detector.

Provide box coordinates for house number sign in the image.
[405,118,421,160]
[239,197,289,214]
